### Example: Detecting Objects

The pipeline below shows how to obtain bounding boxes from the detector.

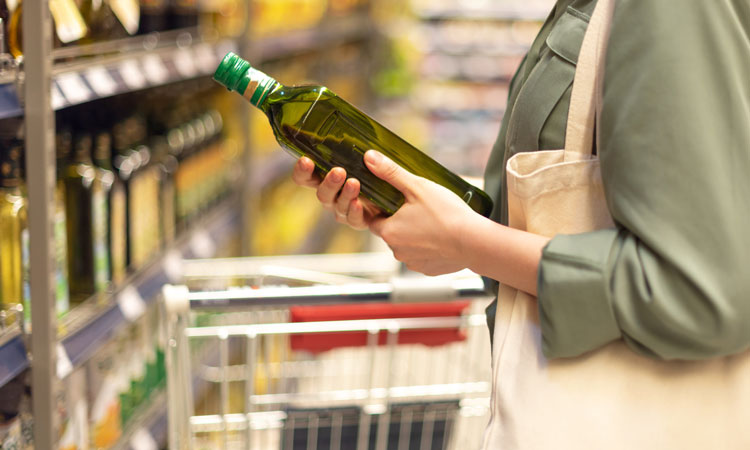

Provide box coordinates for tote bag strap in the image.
[563,0,616,162]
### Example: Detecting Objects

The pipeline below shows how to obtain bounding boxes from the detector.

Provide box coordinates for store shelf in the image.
[50,39,238,112]
[251,13,374,61]
[0,194,241,389]
[0,37,237,119]
[0,13,371,119]
[57,195,241,378]
[0,327,27,388]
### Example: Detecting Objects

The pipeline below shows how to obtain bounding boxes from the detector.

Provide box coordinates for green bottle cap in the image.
[213,52,278,107]
[213,52,251,93]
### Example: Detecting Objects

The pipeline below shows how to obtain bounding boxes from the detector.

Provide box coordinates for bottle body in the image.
[213,53,493,217]
[0,183,27,315]
[64,134,110,304]
[93,131,127,285]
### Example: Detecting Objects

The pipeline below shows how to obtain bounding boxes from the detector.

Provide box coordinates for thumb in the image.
[364,150,416,196]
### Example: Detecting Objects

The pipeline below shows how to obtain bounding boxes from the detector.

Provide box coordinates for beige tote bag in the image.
[482,1,750,449]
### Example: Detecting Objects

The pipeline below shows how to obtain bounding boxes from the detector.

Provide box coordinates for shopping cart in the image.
[161,252,492,450]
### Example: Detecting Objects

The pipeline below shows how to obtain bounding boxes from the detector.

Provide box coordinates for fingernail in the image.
[365,150,382,166]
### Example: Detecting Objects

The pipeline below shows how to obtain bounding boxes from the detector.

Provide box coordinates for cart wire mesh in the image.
[161,253,492,450]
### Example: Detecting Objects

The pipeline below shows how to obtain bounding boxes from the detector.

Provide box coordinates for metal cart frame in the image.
[162,253,492,450]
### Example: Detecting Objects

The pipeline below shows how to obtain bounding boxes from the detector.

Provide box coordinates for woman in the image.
[292,1,750,360]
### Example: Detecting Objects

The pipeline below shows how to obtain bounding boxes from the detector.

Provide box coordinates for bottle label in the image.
[93,182,110,293]
[109,0,141,35]
[110,186,127,284]
[241,68,277,107]
[49,0,88,44]
[161,181,175,244]
[128,175,141,268]
[55,205,70,316]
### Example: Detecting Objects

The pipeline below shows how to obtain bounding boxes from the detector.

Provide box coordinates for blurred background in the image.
[0,0,552,448]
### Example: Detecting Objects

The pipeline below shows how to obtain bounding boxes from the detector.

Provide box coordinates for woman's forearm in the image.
[460,214,550,296]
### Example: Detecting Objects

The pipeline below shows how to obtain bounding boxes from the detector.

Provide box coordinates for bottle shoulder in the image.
[265,85,335,104]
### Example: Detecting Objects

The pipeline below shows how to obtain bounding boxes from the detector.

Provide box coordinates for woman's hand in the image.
[291,152,549,292]
[291,156,379,230]
[364,150,476,276]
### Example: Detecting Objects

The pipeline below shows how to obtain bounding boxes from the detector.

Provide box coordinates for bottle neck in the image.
[238,67,279,109]
[213,52,280,109]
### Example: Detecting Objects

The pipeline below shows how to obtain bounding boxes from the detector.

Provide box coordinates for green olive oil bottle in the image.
[213,52,493,217]
[64,132,110,304]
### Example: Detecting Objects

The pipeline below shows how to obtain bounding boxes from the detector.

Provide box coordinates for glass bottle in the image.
[7,0,87,58]
[168,0,196,30]
[55,129,72,316]
[213,52,493,217]
[137,0,167,34]
[78,0,138,42]
[93,130,127,285]
[64,131,110,304]
[0,142,27,318]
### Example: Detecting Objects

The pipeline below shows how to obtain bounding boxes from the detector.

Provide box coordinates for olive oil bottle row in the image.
[0,83,238,323]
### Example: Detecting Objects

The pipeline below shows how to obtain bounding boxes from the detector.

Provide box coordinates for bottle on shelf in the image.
[7,0,88,58]
[93,130,127,285]
[64,131,110,305]
[111,113,160,272]
[54,129,72,316]
[213,52,493,217]
[137,0,167,34]
[0,141,28,321]
[168,0,197,30]
[78,0,140,42]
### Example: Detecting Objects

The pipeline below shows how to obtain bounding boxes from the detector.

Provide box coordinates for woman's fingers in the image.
[334,178,360,218]
[345,199,369,230]
[292,157,321,188]
[316,167,347,210]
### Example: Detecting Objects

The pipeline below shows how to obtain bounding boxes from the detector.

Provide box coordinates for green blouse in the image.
[483,0,750,359]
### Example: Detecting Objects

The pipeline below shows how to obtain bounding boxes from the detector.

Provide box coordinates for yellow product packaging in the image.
[86,340,122,448]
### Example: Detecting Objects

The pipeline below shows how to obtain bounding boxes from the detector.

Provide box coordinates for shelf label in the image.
[162,249,184,283]
[56,343,73,379]
[117,285,146,322]
[84,65,118,97]
[56,72,92,104]
[118,59,147,90]
[194,44,217,74]
[173,48,198,79]
[189,229,216,259]
[51,83,66,109]
[130,428,158,450]
[142,54,169,85]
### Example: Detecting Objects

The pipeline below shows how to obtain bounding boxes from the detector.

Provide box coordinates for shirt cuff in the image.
[537,229,622,358]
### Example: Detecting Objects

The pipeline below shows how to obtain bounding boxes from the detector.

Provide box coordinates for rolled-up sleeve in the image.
[537,0,750,360]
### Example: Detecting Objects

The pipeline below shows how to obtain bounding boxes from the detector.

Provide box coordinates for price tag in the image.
[194,44,217,74]
[84,65,118,97]
[142,54,169,85]
[56,72,92,104]
[51,83,66,109]
[130,428,158,450]
[189,229,216,259]
[118,59,147,90]
[117,285,146,322]
[56,343,73,379]
[173,48,197,79]
[162,249,184,283]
